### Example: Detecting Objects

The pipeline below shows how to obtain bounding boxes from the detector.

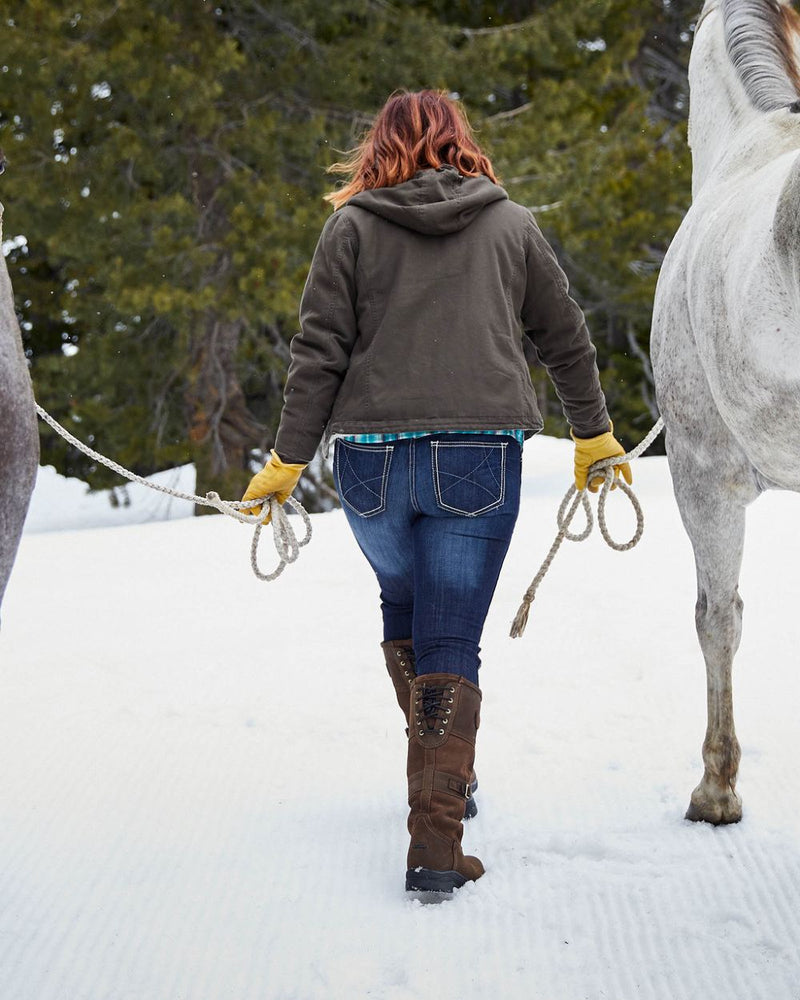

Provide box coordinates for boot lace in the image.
[414,683,455,737]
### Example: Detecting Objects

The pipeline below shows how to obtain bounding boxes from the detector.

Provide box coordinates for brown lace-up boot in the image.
[381,641,478,819]
[405,673,484,895]
[381,639,416,731]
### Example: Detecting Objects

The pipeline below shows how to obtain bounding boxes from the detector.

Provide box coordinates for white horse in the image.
[652,0,800,823]
[0,201,38,623]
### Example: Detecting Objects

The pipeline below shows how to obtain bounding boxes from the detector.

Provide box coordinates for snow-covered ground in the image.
[2,435,800,1000]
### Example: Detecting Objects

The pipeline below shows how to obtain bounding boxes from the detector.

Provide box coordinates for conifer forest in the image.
[1,1,697,509]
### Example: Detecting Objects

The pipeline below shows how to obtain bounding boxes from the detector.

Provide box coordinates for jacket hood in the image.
[346,166,507,235]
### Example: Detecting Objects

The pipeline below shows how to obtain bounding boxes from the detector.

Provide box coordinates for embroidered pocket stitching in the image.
[437,451,501,500]
[335,442,394,518]
[431,442,507,517]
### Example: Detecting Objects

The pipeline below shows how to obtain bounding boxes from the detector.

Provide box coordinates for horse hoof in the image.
[685,787,743,825]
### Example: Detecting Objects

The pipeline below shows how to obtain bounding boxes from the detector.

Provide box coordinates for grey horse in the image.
[0,200,39,623]
[651,0,800,824]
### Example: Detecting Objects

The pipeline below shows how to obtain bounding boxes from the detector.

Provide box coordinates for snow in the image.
[23,463,196,533]
[2,436,800,1000]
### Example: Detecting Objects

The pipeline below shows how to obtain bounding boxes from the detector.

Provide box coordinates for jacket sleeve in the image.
[521,215,610,438]
[274,211,359,463]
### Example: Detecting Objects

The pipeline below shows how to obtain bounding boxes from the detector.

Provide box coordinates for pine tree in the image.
[2,0,326,507]
[2,0,696,505]
[436,0,693,447]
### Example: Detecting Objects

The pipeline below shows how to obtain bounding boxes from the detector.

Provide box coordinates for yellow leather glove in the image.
[571,424,632,493]
[241,450,307,521]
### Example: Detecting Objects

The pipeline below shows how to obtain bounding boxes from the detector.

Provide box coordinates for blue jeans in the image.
[333,435,522,685]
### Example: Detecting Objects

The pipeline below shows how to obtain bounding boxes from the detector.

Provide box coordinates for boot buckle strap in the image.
[448,776,470,799]
[408,771,470,800]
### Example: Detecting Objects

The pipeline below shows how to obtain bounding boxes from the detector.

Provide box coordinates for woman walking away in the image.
[243,90,630,898]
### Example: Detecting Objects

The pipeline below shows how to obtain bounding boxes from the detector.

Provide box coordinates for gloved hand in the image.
[241,450,307,521]
[571,424,632,493]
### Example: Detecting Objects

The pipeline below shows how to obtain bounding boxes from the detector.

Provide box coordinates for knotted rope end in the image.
[507,417,665,637]
[510,600,532,638]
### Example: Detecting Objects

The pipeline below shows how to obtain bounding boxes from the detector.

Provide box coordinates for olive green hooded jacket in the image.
[275,166,609,463]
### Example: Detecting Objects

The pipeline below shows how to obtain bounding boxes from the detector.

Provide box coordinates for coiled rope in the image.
[35,403,311,582]
[510,417,665,638]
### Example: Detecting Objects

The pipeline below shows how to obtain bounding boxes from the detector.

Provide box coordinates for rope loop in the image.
[558,488,592,542]
[35,402,312,582]
[595,469,644,552]
[510,417,664,638]
[250,496,312,582]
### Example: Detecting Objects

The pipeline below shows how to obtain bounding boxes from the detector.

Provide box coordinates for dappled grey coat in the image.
[0,202,38,622]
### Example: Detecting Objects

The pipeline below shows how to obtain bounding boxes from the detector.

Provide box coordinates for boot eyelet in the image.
[443,719,448,724]
[419,730,424,736]
[438,729,444,735]
[448,698,454,704]
[449,687,455,692]
[445,708,451,714]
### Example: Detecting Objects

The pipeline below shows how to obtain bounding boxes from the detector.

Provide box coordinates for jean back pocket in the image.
[334,440,394,517]
[431,440,507,516]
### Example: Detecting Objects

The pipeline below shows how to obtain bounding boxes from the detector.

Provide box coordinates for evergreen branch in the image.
[625,319,654,389]
[261,93,375,126]
[459,16,538,39]
[227,1,322,55]
[482,101,533,124]
[263,322,291,366]
[639,44,690,88]
[502,173,548,186]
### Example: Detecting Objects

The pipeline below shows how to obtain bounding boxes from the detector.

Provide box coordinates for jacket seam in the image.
[292,213,359,452]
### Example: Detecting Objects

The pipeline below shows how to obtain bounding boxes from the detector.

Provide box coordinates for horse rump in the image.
[0,205,38,621]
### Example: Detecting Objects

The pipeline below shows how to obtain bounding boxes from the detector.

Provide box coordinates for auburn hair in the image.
[325,89,499,210]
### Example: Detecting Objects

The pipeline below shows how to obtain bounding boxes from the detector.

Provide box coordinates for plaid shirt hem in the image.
[337,429,524,446]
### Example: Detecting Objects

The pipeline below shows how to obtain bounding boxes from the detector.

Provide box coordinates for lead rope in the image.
[34,403,311,582]
[510,417,664,638]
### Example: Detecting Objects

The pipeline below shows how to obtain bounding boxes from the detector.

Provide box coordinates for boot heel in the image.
[405,867,467,894]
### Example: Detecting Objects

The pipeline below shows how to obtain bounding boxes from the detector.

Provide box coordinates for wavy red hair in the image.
[325,90,498,209]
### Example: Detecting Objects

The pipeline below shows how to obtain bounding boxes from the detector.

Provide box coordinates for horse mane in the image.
[722,0,800,110]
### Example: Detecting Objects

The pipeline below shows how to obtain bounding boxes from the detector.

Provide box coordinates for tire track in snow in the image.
[4,486,800,1000]
[725,828,800,995]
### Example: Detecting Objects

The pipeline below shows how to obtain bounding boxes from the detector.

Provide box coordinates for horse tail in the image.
[773,152,800,268]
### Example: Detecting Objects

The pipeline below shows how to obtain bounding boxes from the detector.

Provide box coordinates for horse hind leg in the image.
[687,524,744,825]
[670,452,755,825]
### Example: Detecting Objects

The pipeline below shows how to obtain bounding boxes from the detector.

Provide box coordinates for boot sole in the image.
[405,867,468,894]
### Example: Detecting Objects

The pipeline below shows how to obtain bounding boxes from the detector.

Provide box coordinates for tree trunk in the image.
[186,313,266,515]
